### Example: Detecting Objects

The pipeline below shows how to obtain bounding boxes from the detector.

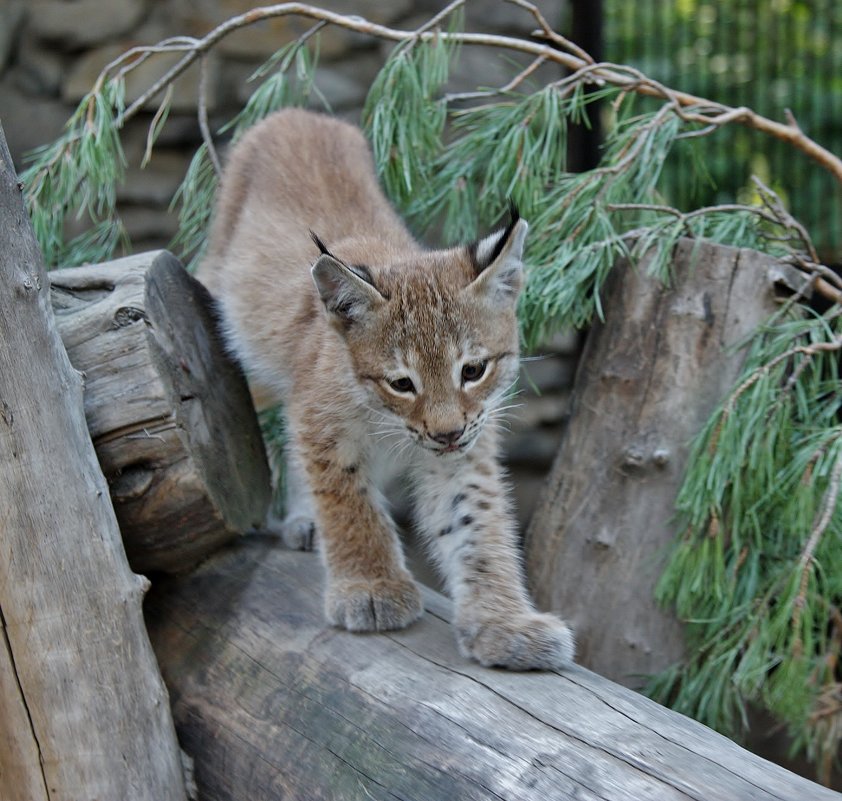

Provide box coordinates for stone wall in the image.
[0,0,576,531]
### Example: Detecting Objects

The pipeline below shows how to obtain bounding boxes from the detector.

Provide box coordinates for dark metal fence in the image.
[599,0,842,261]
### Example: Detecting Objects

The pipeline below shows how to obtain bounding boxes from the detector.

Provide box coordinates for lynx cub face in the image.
[198,108,574,671]
[311,221,525,457]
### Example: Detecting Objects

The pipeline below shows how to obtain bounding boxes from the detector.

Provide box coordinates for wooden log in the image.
[49,251,271,574]
[524,239,808,686]
[0,126,188,799]
[144,536,839,801]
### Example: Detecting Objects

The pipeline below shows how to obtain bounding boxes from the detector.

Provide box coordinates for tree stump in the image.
[144,536,840,801]
[49,251,271,574]
[524,239,808,686]
[0,125,188,800]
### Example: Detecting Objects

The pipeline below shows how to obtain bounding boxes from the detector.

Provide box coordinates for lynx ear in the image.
[467,215,528,306]
[311,254,385,329]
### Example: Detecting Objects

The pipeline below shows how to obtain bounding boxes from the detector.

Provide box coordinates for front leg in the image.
[412,434,574,670]
[296,418,422,632]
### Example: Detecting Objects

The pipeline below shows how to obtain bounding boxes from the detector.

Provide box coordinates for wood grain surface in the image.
[146,535,838,801]
[525,239,808,686]
[0,125,188,800]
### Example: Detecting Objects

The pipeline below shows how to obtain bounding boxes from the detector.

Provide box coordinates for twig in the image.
[791,445,842,655]
[445,54,547,103]
[142,84,174,169]
[198,56,222,178]
[723,337,842,419]
[95,37,200,94]
[411,0,465,38]
[606,201,782,228]
[505,0,594,64]
[290,17,329,53]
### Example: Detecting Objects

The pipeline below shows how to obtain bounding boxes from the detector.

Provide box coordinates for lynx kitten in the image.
[198,109,574,670]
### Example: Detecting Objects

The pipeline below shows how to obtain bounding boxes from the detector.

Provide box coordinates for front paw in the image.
[326,574,423,632]
[455,611,575,671]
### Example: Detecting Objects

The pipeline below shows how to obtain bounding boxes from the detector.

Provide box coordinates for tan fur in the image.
[198,109,574,670]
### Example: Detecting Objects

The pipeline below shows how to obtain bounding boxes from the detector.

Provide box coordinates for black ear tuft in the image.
[508,198,520,226]
[467,200,523,273]
[488,199,521,265]
[310,230,332,257]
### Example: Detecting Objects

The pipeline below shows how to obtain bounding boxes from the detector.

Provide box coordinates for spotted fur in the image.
[198,109,574,670]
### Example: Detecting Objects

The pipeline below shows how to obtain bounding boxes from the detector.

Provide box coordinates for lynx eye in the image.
[388,376,416,394]
[461,360,488,384]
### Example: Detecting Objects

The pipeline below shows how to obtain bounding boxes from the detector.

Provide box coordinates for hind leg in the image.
[265,435,318,551]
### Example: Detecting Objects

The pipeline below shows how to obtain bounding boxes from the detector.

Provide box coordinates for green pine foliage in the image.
[363,30,454,213]
[172,39,325,269]
[23,78,129,267]
[648,305,842,778]
[17,11,841,778]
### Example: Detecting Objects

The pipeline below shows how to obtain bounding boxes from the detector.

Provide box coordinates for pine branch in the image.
[72,3,842,187]
[656,302,842,776]
[726,337,842,418]
[605,200,842,301]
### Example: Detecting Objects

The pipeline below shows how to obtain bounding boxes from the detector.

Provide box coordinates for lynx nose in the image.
[429,426,465,446]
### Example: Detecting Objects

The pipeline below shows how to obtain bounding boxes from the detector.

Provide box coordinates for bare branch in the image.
[410,0,465,38]
[505,0,595,64]
[80,2,842,186]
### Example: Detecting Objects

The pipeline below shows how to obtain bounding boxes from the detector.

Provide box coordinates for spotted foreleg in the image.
[412,449,574,670]
[298,418,423,632]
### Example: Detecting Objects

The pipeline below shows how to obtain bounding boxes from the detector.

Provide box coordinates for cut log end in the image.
[50,251,271,573]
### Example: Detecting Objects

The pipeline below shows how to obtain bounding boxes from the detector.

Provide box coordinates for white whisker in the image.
[491,402,525,414]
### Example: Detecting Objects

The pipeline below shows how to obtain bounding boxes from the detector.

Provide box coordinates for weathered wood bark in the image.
[145,536,840,801]
[49,252,271,574]
[0,127,188,798]
[524,239,807,686]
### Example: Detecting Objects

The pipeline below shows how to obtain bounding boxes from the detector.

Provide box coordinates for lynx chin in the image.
[198,108,574,670]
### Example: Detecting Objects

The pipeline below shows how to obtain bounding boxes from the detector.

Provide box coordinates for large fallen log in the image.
[0,126,189,799]
[49,252,271,573]
[145,536,839,801]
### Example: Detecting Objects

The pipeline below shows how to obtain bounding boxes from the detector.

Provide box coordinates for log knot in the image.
[19,273,42,294]
[113,306,147,327]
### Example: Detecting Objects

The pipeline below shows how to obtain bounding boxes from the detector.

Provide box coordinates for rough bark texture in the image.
[524,239,807,687]
[49,252,271,574]
[144,536,840,801]
[0,127,188,799]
